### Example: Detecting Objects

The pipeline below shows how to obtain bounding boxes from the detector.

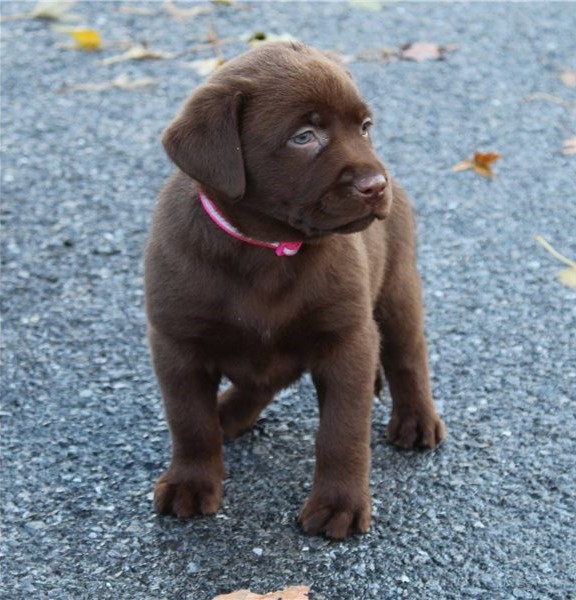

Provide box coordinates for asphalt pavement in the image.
[1,1,575,599]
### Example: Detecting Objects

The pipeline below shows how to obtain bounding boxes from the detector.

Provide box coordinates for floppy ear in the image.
[162,84,245,201]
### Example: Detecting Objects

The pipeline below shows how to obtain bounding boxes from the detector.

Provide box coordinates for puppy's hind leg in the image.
[218,385,274,439]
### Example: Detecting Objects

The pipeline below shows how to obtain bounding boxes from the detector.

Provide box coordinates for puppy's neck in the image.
[199,192,303,257]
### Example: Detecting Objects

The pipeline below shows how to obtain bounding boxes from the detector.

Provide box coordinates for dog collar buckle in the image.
[199,192,303,257]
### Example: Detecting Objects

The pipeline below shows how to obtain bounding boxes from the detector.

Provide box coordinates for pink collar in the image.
[199,192,303,257]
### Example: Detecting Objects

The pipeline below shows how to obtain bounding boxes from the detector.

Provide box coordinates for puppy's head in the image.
[163,42,393,239]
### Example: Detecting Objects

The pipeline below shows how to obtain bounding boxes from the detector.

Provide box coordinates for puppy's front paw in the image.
[299,488,371,539]
[154,468,222,518]
[387,411,445,450]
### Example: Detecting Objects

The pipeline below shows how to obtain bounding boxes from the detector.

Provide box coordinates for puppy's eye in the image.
[361,119,373,137]
[290,130,316,145]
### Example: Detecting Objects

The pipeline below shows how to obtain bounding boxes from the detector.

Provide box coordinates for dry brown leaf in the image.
[560,69,576,88]
[99,44,176,65]
[61,74,160,93]
[164,0,212,20]
[534,236,576,289]
[401,42,458,62]
[212,586,310,600]
[562,136,576,155]
[452,152,502,178]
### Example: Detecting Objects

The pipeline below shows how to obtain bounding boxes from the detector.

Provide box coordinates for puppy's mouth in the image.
[298,211,386,237]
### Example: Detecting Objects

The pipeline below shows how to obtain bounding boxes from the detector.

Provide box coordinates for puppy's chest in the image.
[199,285,333,358]
[221,290,309,348]
[197,295,322,388]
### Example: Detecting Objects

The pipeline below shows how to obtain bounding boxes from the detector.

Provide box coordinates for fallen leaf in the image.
[355,47,399,63]
[0,0,77,21]
[401,42,458,62]
[558,267,576,287]
[534,235,576,288]
[61,74,160,92]
[562,136,576,155]
[69,29,102,51]
[99,44,176,66]
[560,69,576,88]
[213,592,256,600]
[247,32,299,47]
[31,0,76,19]
[452,152,502,178]
[164,0,212,20]
[212,586,310,600]
[187,57,226,76]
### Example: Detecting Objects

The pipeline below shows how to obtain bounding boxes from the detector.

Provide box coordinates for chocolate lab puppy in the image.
[145,42,445,539]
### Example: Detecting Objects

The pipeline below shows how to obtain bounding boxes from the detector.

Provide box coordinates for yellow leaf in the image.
[69,29,101,51]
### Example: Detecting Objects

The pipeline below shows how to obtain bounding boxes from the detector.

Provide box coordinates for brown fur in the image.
[145,42,445,539]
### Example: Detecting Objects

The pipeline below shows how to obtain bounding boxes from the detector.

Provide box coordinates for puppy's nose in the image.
[354,173,387,201]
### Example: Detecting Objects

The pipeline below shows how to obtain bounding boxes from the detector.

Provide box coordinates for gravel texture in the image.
[1,1,575,599]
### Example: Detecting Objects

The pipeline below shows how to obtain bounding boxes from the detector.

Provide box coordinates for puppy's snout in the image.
[353,173,387,203]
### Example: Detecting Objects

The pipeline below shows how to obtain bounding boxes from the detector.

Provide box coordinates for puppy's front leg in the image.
[300,322,379,539]
[149,330,224,517]
[377,264,445,450]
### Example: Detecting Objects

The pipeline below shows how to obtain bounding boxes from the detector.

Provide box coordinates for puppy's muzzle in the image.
[353,173,387,206]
